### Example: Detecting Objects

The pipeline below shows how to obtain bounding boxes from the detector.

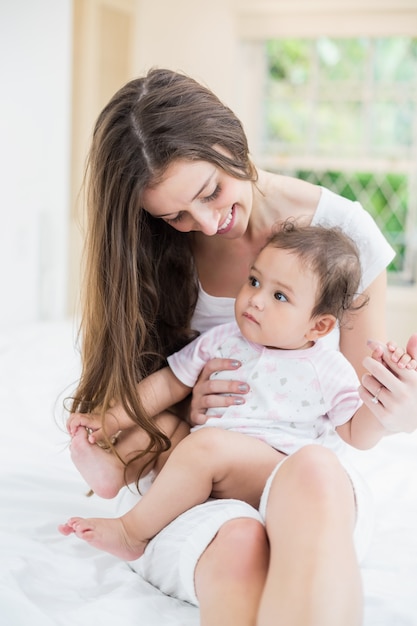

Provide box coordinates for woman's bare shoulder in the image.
[261,171,322,219]
[278,174,321,209]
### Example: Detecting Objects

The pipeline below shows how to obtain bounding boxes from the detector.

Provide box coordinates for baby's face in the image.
[235,245,319,350]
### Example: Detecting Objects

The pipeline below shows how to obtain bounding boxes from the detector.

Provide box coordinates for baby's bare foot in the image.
[58,516,148,560]
[70,428,125,499]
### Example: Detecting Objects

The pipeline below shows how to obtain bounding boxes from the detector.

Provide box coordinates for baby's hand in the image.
[367,339,417,370]
[386,340,417,370]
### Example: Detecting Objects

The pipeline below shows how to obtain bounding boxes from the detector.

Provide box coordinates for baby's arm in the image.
[67,367,191,444]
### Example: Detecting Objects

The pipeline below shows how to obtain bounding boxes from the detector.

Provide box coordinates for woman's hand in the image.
[66,404,130,445]
[189,358,249,426]
[359,334,417,433]
[66,412,101,437]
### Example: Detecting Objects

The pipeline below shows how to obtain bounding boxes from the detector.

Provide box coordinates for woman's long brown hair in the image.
[70,68,257,481]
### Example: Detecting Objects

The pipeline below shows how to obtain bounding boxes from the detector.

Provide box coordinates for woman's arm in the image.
[339,270,417,441]
[335,270,388,447]
[339,271,388,380]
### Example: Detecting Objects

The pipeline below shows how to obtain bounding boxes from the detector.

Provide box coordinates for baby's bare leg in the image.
[70,412,189,499]
[126,427,284,539]
[60,428,284,560]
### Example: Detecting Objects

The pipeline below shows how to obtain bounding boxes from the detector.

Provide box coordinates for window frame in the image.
[236,2,417,284]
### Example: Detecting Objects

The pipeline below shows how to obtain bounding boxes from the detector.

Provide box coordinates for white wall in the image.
[0,0,72,325]
[134,0,241,117]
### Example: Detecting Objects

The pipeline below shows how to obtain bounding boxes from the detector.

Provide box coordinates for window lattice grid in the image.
[292,169,409,277]
[263,37,417,282]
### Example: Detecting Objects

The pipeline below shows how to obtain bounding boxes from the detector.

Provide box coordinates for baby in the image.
[60,222,415,560]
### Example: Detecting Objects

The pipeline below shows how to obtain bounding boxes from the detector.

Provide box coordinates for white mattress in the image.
[1,321,416,625]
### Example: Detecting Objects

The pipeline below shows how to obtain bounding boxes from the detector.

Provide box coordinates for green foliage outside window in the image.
[295,170,407,275]
[264,37,417,279]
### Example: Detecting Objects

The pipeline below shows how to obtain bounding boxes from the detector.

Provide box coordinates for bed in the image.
[1,319,416,625]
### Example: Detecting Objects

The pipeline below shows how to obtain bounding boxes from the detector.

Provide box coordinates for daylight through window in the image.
[262,37,417,282]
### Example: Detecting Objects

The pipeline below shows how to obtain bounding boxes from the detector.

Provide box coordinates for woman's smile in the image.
[217,205,236,234]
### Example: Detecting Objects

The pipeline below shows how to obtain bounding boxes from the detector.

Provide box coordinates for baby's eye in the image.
[274,292,288,302]
[203,185,221,203]
[249,276,260,288]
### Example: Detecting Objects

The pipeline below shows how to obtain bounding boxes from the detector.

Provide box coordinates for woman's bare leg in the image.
[70,412,190,498]
[195,518,269,626]
[257,445,362,626]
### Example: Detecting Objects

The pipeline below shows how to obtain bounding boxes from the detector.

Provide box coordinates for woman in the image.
[69,68,417,626]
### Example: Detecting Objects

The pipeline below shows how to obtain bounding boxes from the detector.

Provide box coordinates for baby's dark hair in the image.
[266,220,369,324]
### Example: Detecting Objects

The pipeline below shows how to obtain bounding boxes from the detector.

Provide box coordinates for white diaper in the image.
[117,488,262,606]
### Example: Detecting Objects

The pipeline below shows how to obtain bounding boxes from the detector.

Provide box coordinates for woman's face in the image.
[141,158,253,238]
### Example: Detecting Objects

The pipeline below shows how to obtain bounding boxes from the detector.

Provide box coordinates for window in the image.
[260,36,417,283]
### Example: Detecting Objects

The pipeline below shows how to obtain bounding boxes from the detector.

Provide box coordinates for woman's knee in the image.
[195,518,269,591]
[273,445,354,507]
[218,517,269,571]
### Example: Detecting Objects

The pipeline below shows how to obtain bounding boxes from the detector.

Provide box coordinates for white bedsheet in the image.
[1,320,416,625]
